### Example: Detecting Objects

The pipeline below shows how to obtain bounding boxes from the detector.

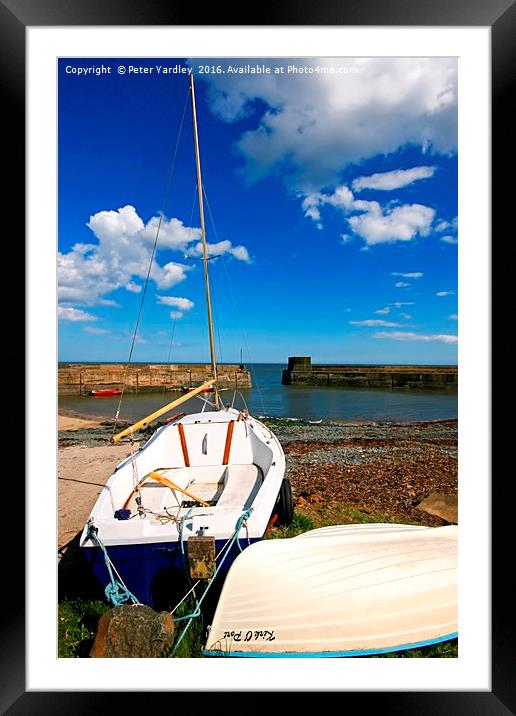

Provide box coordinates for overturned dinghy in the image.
[203,523,458,657]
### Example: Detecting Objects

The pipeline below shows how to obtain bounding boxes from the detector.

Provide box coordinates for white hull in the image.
[204,523,458,657]
[79,408,285,604]
[81,408,285,547]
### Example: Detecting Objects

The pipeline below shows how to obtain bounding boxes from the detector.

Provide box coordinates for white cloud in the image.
[194,57,457,194]
[448,314,458,320]
[349,203,435,245]
[229,245,252,262]
[186,239,251,263]
[390,301,414,308]
[391,271,423,279]
[400,313,412,320]
[156,295,195,311]
[170,311,184,320]
[301,194,324,228]
[349,319,402,327]
[352,166,436,192]
[436,217,458,244]
[84,326,110,335]
[395,281,411,288]
[374,331,458,344]
[138,215,202,250]
[58,306,98,322]
[375,307,390,315]
[436,290,455,297]
[435,216,458,232]
[58,205,251,310]
[304,183,435,245]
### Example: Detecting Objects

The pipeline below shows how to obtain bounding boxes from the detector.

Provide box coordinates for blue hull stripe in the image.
[202,632,458,658]
[83,537,260,608]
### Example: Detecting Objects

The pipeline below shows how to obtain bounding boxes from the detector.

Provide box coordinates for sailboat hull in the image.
[80,409,286,608]
[83,535,261,608]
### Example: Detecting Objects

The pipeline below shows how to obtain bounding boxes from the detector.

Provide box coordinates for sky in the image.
[58,57,458,365]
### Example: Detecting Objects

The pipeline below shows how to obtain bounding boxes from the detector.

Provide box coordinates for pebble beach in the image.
[58,411,458,552]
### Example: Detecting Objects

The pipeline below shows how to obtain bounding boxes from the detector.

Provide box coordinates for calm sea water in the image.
[59,363,458,423]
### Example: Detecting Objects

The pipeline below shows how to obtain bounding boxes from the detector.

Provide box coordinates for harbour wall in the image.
[58,363,251,396]
[282,357,457,391]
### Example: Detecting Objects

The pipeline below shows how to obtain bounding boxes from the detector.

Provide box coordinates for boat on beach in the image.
[91,389,123,397]
[203,523,458,657]
[79,73,291,608]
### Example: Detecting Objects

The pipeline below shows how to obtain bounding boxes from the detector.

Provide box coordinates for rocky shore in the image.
[273,418,457,527]
[58,414,457,550]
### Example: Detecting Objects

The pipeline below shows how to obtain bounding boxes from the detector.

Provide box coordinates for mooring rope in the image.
[87,521,140,607]
[171,508,253,654]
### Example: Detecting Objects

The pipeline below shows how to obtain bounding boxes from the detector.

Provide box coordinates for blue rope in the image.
[178,506,195,576]
[172,508,253,653]
[87,523,140,607]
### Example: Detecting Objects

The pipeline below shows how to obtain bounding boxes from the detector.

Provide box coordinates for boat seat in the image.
[152,465,228,504]
[216,464,263,509]
[135,463,262,510]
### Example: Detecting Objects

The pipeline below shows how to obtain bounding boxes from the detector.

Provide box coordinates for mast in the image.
[189,71,220,409]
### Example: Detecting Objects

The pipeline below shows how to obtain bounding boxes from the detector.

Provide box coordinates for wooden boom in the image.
[147,471,210,507]
[111,377,217,443]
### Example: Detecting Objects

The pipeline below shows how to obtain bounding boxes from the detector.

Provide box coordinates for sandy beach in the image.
[58,442,140,550]
[57,411,457,553]
[58,414,105,431]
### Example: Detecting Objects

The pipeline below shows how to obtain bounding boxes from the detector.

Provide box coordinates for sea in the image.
[58,363,458,423]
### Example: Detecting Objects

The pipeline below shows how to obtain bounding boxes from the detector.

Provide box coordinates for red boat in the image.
[91,389,122,397]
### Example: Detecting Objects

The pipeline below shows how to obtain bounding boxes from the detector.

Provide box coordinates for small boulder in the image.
[416,493,458,524]
[90,604,175,658]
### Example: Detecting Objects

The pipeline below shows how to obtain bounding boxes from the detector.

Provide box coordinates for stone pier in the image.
[58,363,251,396]
[282,356,457,390]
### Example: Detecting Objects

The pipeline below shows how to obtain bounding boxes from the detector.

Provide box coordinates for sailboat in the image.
[79,73,291,608]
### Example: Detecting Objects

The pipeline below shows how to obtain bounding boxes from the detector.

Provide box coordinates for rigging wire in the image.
[183,184,225,397]
[166,317,177,365]
[208,255,225,368]
[161,314,178,399]
[202,186,267,417]
[161,185,197,399]
[112,85,192,432]
[200,185,229,382]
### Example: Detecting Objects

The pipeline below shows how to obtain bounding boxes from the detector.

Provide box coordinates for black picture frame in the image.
[5,0,509,711]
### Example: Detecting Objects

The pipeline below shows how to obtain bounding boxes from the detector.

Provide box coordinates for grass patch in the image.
[58,599,110,657]
[58,511,456,659]
[266,511,316,539]
[293,503,404,530]
[370,639,458,658]
[169,595,206,658]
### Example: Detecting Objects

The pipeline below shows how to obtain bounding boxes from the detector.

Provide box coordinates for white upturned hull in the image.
[204,523,458,657]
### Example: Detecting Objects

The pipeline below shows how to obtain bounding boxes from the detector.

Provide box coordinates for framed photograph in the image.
[7,0,508,710]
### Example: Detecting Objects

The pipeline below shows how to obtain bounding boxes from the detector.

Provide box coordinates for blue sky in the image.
[58,57,458,364]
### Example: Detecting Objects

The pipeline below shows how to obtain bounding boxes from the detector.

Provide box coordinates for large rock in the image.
[90,604,175,658]
[416,493,458,524]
